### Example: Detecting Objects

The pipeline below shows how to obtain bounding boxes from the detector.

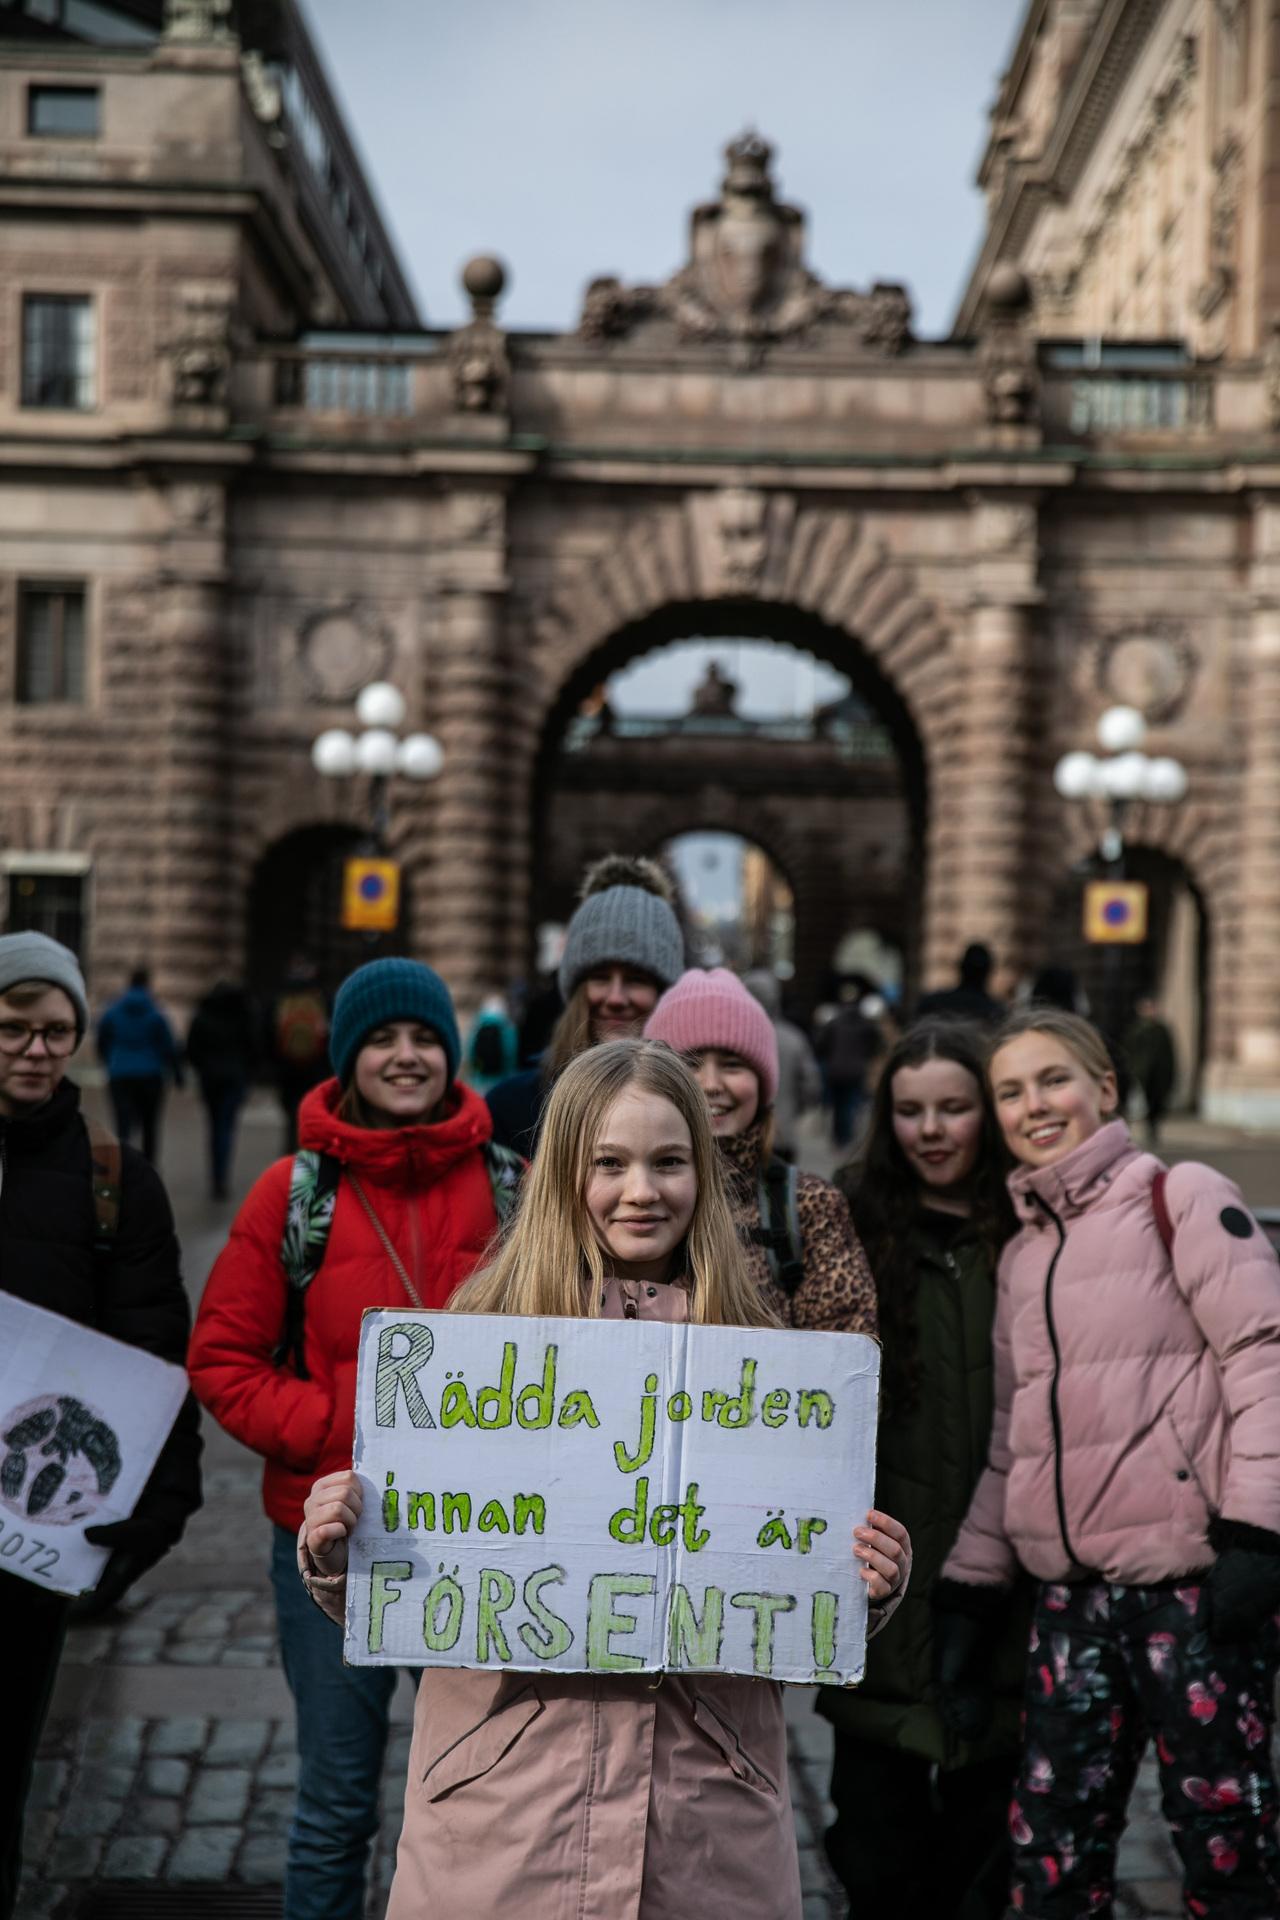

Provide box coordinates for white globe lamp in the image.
[1053,751,1100,800]
[1100,751,1148,800]
[1141,757,1189,804]
[355,681,408,730]
[1096,705,1147,753]
[354,727,399,776]
[396,733,445,781]
[311,728,357,777]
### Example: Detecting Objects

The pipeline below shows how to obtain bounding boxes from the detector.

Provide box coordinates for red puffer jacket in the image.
[189,1077,500,1531]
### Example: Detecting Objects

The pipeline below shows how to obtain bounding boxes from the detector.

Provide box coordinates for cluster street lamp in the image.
[311,682,444,843]
[1053,705,1188,866]
[1053,705,1188,1048]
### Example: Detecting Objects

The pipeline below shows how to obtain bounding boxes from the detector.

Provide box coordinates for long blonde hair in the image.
[454,1038,777,1328]
[540,980,594,1084]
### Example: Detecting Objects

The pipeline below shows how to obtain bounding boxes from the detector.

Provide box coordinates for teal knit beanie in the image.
[329,958,462,1085]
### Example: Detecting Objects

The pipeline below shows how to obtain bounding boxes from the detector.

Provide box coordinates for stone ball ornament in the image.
[462,254,508,308]
[985,264,1033,314]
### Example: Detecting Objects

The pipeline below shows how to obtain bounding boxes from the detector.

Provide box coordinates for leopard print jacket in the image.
[718,1120,878,1339]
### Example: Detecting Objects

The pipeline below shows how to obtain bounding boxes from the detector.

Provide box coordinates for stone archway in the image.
[482,498,963,1019]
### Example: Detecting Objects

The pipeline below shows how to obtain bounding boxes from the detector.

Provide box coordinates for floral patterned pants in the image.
[1010,1580,1280,1917]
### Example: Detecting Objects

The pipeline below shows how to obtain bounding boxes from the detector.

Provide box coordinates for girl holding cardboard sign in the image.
[301,1038,910,1920]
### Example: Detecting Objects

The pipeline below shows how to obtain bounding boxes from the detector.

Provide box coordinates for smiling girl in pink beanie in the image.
[645,967,876,1335]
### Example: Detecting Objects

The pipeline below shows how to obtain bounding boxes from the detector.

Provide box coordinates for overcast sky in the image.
[305,0,1025,340]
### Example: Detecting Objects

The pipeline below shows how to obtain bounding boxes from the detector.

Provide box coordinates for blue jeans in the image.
[269,1525,414,1920]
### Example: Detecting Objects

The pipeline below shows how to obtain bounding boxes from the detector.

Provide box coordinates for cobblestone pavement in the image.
[17,1088,1279,1917]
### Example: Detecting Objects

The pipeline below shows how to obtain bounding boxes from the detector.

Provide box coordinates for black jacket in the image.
[0,1080,201,1546]
[186,983,259,1090]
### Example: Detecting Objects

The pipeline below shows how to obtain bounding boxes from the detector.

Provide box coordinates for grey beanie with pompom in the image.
[557,855,685,1002]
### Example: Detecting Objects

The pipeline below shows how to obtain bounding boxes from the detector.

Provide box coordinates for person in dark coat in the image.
[186,980,260,1200]
[915,943,1006,1026]
[824,1019,1023,1919]
[0,933,201,1920]
[1124,995,1178,1145]
[267,955,331,1155]
[96,965,183,1163]
[814,988,882,1149]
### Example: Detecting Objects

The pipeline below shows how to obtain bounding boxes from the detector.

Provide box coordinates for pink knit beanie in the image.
[644,968,780,1108]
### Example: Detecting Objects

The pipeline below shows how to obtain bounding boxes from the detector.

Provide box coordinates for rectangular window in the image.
[17,583,86,704]
[22,295,96,410]
[28,86,100,137]
[5,870,85,958]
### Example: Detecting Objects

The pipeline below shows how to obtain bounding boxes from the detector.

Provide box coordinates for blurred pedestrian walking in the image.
[0,932,201,1920]
[916,941,1006,1025]
[815,985,882,1149]
[268,954,330,1155]
[939,1007,1280,1919]
[742,967,821,1161]
[825,1020,1022,1918]
[1124,995,1178,1146]
[97,965,183,1163]
[189,957,518,1920]
[486,854,683,1156]
[461,992,518,1094]
[186,979,259,1200]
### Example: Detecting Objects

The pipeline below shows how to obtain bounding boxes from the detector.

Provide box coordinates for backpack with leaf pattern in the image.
[275,1142,524,1378]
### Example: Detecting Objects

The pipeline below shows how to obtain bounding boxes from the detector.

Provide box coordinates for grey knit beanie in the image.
[0,931,90,1036]
[558,856,684,1002]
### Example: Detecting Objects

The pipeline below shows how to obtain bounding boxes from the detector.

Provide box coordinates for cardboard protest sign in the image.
[347,1310,880,1685]
[0,1293,189,1597]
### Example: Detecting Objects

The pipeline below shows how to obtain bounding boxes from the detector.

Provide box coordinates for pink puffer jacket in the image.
[944,1120,1280,1588]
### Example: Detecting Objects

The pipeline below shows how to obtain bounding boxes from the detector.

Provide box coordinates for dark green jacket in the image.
[818,1215,1026,1765]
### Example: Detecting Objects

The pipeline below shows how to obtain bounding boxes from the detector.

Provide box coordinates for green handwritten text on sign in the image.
[347,1311,879,1685]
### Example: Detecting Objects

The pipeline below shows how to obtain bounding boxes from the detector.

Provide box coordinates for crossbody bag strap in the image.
[348,1174,425,1311]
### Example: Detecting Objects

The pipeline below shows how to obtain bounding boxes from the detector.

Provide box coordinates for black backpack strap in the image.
[753,1154,805,1297]
[275,1149,342,1379]
[86,1119,122,1254]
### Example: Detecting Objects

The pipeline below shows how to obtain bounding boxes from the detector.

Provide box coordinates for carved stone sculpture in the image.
[577,132,912,359]
[163,0,233,42]
[447,255,510,414]
[169,287,232,410]
[979,265,1038,426]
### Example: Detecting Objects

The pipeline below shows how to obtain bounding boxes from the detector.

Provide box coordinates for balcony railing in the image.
[272,353,413,417]
[1058,371,1215,435]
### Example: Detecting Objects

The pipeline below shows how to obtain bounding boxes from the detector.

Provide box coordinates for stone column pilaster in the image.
[416,489,513,1014]
[922,497,1039,989]
[149,484,232,1015]
[1227,596,1280,1076]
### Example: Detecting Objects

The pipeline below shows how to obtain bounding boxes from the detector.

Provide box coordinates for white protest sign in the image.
[0,1293,189,1597]
[347,1309,879,1684]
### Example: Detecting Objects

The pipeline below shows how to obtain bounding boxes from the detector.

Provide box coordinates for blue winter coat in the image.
[98,986,181,1082]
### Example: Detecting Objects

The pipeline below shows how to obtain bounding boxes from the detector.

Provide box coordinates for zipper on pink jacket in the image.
[1031,1190,1084,1573]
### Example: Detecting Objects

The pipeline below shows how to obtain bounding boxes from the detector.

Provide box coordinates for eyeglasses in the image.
[0,1020,78,1057]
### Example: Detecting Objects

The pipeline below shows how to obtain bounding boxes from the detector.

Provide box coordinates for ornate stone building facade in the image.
[2,0,1280,1117]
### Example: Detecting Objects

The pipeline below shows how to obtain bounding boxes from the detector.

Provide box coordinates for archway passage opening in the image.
[246,823,412,1004]
[661,831,796,978]
[532,601,927,1019]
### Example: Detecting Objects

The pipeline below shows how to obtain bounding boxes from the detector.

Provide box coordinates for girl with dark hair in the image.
[820,1018,1022,1919]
